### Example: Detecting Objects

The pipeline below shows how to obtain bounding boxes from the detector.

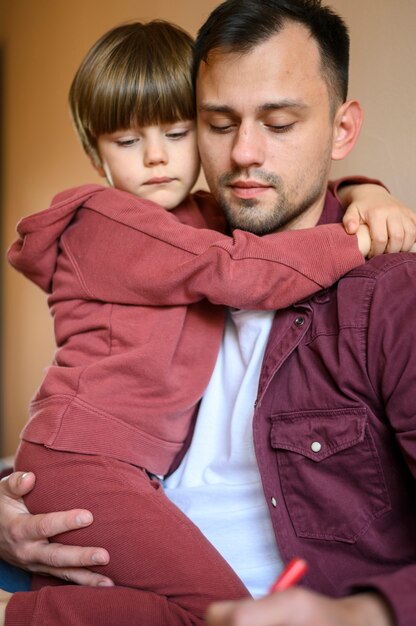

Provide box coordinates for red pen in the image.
[269,557,308,593]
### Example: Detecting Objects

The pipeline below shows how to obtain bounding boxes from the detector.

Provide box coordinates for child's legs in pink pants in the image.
[15,441,250,624]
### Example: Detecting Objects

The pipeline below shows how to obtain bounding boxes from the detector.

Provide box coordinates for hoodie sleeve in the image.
[51,185,364,310]
[7,184,106,293]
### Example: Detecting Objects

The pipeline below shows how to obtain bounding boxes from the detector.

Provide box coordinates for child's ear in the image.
[331,99,363,161]
[89,153,106,178]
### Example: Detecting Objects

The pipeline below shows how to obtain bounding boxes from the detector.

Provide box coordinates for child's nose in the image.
[143,141,168,166]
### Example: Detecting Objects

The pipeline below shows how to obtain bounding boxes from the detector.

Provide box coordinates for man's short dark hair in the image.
[194,0,350,108]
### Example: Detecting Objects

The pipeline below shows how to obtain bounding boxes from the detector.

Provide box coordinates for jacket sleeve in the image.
[57,185,364,310]
[6,584,207,626]
[328,176,387,201]
[349,255,416,626]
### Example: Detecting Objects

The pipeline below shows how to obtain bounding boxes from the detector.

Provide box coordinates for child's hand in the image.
[341,184,416,257]
[356,224,371,258]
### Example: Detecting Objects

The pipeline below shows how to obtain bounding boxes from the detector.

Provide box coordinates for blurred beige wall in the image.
[1,1,415,455]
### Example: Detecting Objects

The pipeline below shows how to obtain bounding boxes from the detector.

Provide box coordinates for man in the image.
[164,3,416,624]
[1,1,416,625]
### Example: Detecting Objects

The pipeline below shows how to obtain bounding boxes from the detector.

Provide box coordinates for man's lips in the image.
[229,180,273,199]
[144,177,175,185]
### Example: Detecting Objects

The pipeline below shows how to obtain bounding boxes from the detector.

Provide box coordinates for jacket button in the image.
[294,316,305,327]
[311,441,322,453]
[271,497,277,507]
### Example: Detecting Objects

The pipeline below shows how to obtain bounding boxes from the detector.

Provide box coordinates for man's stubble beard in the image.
[216,167,330,236]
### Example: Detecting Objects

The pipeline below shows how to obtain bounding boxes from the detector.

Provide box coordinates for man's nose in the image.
[143,141,168,166]
[230,124,265,169]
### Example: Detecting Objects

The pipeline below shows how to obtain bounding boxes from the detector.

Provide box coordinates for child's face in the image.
[94,121,200,210]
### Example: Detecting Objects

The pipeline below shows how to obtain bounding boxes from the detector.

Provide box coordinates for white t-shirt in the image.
[164,309,283,598]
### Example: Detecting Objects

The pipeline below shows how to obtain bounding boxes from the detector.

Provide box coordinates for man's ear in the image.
[331,99,363,161]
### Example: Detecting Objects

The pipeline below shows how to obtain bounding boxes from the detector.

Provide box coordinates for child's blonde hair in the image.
[69,20,195,165]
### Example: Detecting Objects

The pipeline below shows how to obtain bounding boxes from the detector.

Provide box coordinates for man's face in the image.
[196,23,339,234]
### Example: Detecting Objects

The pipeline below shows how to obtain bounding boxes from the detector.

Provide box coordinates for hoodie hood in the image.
[7,184,105,293]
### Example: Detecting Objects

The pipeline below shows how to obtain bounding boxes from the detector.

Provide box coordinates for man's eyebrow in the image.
[198,103,235,114]
[198,100,307,114]
[259,100,307,112]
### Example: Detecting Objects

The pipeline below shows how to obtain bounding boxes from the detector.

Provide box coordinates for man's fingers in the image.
[28,509,94,541]
[47,542,108,568]
[0,588,13,626]
[22,543,113,587]
[6,508,94,545]
[206,600,243,626]
[207,596,283,626]
[11,508,109,566]
[33,566,114,587]
[18,541,110,573]
[0,472,110,580]
[0,472,36,498]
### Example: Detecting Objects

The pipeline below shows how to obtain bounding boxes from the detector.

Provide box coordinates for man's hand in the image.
[0,588,12,626]
[341,184,416,257]
[0,471,113,586]
[206,587,395,626]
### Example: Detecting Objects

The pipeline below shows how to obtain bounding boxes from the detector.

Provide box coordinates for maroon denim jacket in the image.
[253,193,416,626]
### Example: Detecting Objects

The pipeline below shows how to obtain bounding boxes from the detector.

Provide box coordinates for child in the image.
[8,20,376,625]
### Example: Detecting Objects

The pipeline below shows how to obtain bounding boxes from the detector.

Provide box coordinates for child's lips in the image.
[144,177,175,185]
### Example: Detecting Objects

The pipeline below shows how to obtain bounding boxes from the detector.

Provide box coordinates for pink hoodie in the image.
[8,184,363,474]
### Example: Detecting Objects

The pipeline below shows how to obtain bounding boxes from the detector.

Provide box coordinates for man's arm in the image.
[360,255,416,625]
[206,587,394,626]
[0,472,112,586]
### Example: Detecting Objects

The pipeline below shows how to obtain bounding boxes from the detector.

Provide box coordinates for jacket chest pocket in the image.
[270,408,391,543]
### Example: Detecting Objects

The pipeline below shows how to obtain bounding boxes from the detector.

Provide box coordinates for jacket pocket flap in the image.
[270,408,367,462]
